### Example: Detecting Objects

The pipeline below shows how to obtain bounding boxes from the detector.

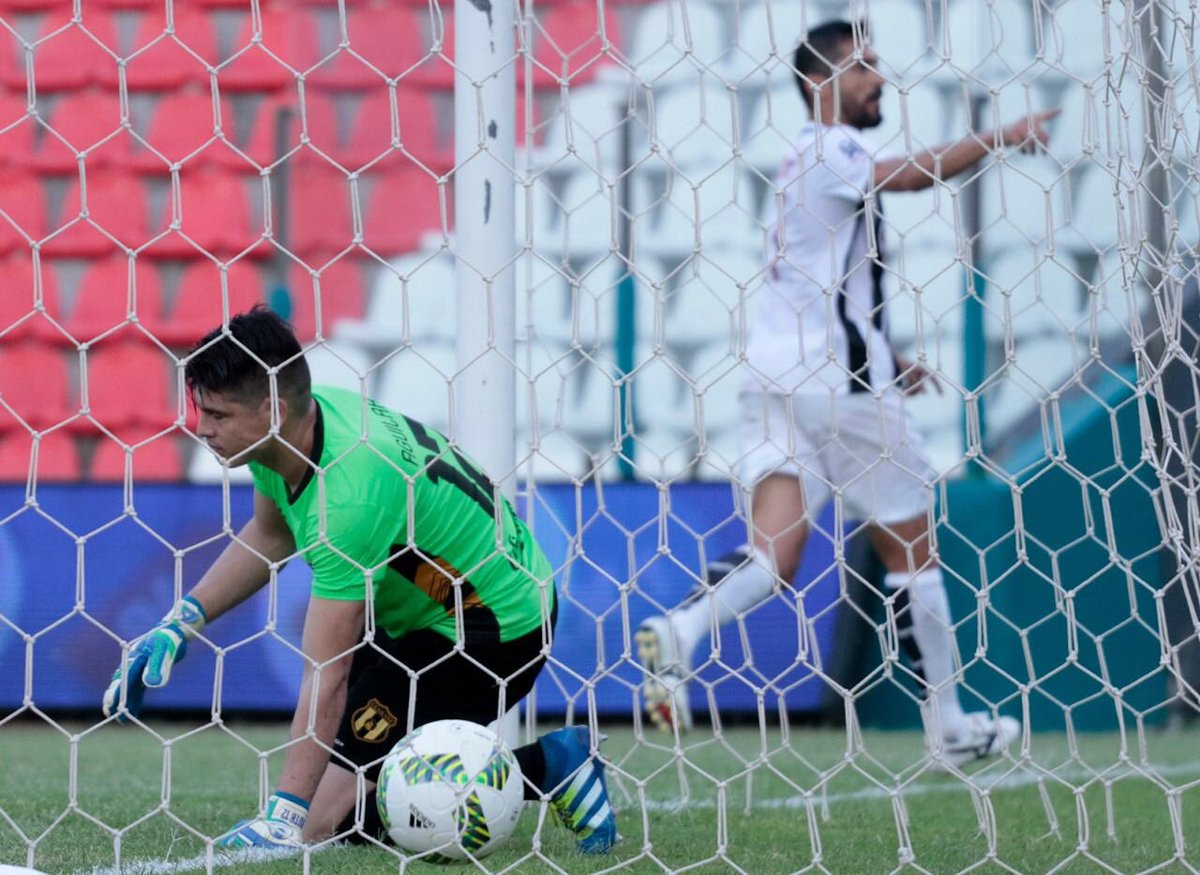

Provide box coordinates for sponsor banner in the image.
[0,484,842,716]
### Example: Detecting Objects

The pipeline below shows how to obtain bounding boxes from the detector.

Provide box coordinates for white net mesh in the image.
[0,0,1198,871]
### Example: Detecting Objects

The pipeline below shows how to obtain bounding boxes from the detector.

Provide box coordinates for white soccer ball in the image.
[377,718,524,862]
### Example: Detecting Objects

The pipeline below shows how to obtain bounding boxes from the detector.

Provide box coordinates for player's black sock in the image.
[703,546,752,587]
[891,587,927,682]
[514,740,547,801]
[334,790,390,845]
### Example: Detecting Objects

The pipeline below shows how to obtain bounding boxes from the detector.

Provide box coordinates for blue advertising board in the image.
[0,483,844,719]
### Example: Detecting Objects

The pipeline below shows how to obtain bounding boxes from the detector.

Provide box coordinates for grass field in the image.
[1,720,1197,874]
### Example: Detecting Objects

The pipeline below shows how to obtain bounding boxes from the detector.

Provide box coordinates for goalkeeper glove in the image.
[102,595,207,722]
[217,792,309,850]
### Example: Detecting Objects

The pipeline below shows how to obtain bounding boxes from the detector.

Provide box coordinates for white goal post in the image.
[0,0,1198,872]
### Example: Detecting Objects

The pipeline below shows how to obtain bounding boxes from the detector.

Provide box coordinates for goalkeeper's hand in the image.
[102,595,207,722]
[216,793,309,851]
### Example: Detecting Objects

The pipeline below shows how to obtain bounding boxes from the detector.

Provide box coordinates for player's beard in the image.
[851,94,884,129]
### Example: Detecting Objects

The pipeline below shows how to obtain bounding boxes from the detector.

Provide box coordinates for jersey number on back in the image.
[404,416,497,519]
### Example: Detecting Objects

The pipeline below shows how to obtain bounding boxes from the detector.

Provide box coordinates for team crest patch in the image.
[839,138,864,160]
[351,698,399,743]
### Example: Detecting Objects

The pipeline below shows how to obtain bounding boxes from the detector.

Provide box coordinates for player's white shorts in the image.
[736,390,937,525]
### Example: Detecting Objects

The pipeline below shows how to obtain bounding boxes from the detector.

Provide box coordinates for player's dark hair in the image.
[793,19,866,105]
[185,305,311,409]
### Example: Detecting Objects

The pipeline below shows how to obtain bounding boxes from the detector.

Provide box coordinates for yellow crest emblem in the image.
[351,698,399,743]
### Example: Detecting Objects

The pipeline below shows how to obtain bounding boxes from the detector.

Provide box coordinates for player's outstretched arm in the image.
[874,108,1060,192]
[101,491,296,723]
[217,594,363,850]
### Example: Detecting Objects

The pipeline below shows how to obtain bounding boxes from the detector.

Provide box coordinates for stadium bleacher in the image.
[0,0,1155,482]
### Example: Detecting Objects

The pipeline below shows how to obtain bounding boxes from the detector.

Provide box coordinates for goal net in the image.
[0,0,1197,871]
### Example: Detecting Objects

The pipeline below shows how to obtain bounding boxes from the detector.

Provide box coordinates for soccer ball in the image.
[377,719,524,862]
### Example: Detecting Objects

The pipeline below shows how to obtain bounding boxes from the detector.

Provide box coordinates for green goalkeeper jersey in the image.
[250,386,555,644]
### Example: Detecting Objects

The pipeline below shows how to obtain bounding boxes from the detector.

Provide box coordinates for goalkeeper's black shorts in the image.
[331,595,558,782]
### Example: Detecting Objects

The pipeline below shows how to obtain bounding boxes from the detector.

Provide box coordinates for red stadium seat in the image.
[125,10,219,92]
[148,170,260,259]
[0,0,73,10]
[0,174,48,255]
[29,88,127,174]
[0,429,80,482]
[89,428,184,481]
[65,257,165,343]
[0,254,63,343]
[158,259,264,346]
[128,89,238,174]
[27,15,121,92]
[307,7,455,92]
[338,88,452,173]
[527,2,622,88]
[0,26,17,91]
[362,167,448,257]
[221,95,292,172]
[0,342,73,430]
[288,91,342,166]
[286,257,367,341]
[82,340,177,435]
[92,0,160,9]
[284,162,353,259]
[45,171,150,258]
[0,91,35,171]
[217,9,311,93]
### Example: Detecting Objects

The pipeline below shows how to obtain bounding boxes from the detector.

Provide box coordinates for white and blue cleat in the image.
[542,726,619,854]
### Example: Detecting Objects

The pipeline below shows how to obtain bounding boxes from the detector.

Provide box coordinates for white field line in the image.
[638,759,1200,811]
[77,847,303,875]
[74,762,1200,875]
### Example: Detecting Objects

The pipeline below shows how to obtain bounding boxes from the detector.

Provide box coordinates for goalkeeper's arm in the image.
[103,491,296,721]
[217,595,362,849]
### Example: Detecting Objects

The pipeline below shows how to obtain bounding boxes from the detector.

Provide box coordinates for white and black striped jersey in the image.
[745,122,898,396]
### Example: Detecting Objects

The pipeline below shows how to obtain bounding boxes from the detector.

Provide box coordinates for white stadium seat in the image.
[650,80,739,174]
[374,343,457,434]
[306,338,375,396]
[187,445,255,484]
[1064,166,1123,254]
[626,0,728,86]
[863,0,932,81]
[529,169,617,263]
[723,0,792,84]
[335,252,457,353]
[534,81,635,174]
[1044,0,1126,79]
[933,0,1035,87]
[976,154,1068,257]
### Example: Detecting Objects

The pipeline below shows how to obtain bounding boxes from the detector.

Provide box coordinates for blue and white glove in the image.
[217,792,309,850]
[102,595,207,722]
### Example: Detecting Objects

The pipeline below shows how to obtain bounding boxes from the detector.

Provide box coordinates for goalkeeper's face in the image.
[192,388,274,466]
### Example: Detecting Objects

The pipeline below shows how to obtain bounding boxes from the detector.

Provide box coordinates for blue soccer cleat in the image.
[541,726,618,854]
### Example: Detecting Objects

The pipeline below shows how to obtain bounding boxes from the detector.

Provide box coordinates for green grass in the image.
[1,720,1197,874]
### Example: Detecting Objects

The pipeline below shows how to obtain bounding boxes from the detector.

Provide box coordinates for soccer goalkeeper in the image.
[102,305,616,854]
[636,19,1056,766]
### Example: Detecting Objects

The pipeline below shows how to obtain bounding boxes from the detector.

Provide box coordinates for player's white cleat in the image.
[636,616,693,733]
[932,712,1021,767]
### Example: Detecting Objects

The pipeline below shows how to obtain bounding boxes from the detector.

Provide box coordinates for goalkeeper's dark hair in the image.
[185,305,311,409]
[793,19,867,105]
